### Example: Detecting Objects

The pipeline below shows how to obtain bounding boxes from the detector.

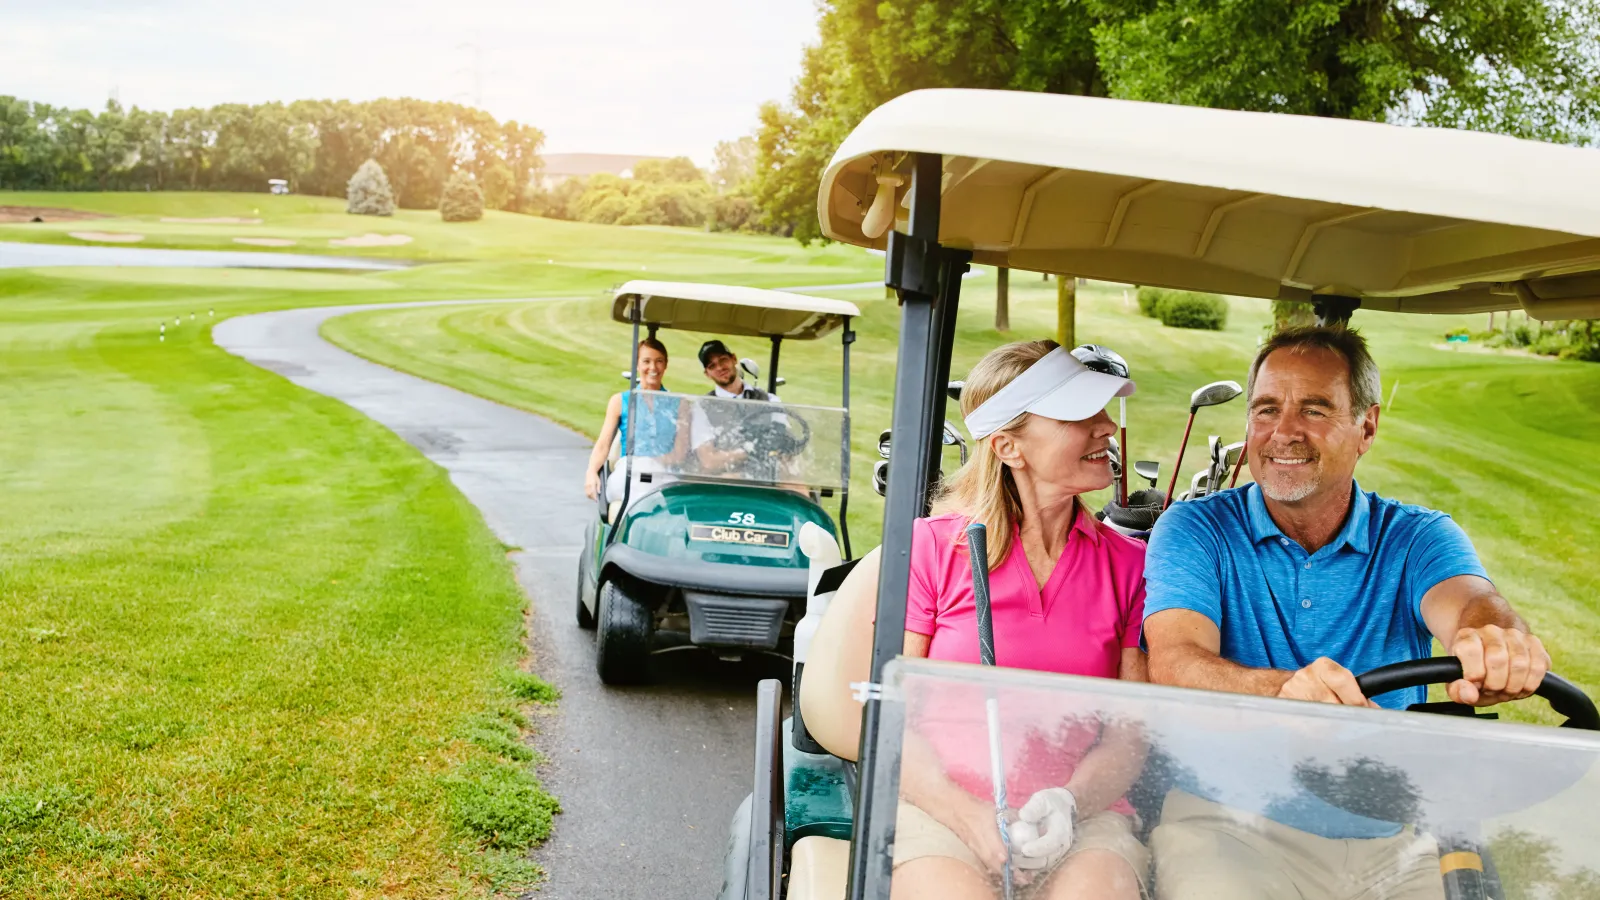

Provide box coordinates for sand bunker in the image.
[0,205,109,224]
[233,237,296,247]
[329,233,413,247]
[160,217,263,225]
[70,231,144,243]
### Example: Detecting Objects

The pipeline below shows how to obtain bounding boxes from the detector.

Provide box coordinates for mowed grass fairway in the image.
[0,194,881,897]
[324,276,1600,724]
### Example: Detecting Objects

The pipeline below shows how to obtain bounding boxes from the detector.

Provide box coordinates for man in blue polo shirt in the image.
[1143,325,1550,900]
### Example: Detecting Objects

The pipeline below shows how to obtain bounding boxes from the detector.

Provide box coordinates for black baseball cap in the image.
[698,339,734,367]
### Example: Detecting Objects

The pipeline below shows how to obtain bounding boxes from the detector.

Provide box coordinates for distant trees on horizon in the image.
[0,96,546,213]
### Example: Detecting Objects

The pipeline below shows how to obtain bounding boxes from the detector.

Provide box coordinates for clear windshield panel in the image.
[616,390,847,490]
[874,659,1600,899]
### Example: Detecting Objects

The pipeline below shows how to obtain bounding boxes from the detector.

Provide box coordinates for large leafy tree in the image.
[755,0,1600,242]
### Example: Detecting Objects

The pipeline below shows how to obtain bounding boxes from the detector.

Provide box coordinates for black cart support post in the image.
[847,151,964,900]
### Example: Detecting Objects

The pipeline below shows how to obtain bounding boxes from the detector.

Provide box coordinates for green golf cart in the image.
[720,89,1600,900]
[577,280,860,685]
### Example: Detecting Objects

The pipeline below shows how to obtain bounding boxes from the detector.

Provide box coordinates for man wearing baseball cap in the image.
[693,339,778,472]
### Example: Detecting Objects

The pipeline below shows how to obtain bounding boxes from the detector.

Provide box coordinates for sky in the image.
[0,0,820,166]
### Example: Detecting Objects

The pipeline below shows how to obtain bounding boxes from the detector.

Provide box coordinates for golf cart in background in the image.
[720,89,1600,900]
[577,281,860,684]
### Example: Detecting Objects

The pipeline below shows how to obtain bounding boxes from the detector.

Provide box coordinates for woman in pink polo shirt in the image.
[892,340,1149,900]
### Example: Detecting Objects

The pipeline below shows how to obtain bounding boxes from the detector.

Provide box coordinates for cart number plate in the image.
[690,524,791,548]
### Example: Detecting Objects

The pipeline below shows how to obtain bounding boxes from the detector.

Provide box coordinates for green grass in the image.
[0,198,885,896]
[322,274,1600,724]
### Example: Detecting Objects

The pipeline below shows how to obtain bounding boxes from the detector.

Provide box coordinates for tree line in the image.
[0,96,545,212]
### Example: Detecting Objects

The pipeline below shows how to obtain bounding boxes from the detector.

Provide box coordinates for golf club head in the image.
[877,428,893,460]
[1071,344,1130,379]
[620,370,633,382]
[1207,435,1222,467]
[942,421,969,465]
[946,381,965,402]
[1133,460,1160,488]
[1190,380,1244,410]
[1106,437,1123,481]
[1216,441,1247,492]
[872,460,889,496]
[739,357,761,380]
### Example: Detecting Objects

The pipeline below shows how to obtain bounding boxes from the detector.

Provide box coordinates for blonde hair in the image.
[933,339,1059,569]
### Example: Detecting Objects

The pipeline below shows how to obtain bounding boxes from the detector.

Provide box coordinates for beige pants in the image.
[894,800,1151,897]
[1149,790,1444,900]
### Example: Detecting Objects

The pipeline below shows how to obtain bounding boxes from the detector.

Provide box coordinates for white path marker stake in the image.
[160,323,165,342]
[208,308,214,317]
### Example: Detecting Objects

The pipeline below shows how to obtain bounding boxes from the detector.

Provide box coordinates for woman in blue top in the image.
[584,338,687,502]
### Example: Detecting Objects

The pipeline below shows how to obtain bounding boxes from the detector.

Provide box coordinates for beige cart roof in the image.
[612,280,861,339]
[818,89,1600,319]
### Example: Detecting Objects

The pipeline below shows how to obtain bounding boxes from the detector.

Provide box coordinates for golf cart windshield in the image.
[619,390,848,490]
[872,659,1600,898]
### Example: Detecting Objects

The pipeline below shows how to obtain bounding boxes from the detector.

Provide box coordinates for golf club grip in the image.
[966,523,996,667]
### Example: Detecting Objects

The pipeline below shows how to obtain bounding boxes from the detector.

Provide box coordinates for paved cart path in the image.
[215,298,802,900]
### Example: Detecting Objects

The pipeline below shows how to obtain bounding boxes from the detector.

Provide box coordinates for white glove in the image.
[1014,788,1077,870]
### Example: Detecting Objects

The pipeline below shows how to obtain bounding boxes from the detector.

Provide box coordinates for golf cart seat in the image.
[799,547,880,761]
[783,548,881,900]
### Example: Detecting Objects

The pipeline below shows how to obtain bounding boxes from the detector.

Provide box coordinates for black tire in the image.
[575,537,597,630]
[596,579,652,685]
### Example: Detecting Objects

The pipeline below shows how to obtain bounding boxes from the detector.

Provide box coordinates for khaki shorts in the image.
[1149,790,1444,900]
[893,800,1151,897]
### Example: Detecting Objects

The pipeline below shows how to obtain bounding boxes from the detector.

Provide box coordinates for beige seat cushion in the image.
[798,547,880,762]
[787,836,850,900]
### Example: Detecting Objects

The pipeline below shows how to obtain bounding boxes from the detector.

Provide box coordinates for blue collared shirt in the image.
[1143,481,1489,838]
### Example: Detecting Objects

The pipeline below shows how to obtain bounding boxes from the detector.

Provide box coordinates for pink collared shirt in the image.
[906,507,1147,809]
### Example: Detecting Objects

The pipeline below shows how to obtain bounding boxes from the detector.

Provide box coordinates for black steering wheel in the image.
[735,412,812,459]
[1356,658,1600,730]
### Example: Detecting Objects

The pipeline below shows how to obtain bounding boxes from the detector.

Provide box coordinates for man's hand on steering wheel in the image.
[1448,624,1550,706]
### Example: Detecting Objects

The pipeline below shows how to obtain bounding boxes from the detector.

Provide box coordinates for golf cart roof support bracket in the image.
[1193,192,1269,258]
[1313,295,1361,327]
[1103,180,1161,248]
[768,336,782,395]
[647,323,659,340]
[849,150,961,900]
[885,230,942,298]
[1284,209,1378,284]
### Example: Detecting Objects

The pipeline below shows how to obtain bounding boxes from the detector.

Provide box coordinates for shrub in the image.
[1444,326,1471,339]
[345,159,395,216]
[440,171,484,222]
[1157,291,1228,330]
[1136,286,1167,318]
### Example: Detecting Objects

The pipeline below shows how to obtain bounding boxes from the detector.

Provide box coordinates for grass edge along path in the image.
[0,267,561,899]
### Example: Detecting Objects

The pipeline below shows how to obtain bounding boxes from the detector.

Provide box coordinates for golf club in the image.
[1073,344,1131,505]
[1216,441,1245,493]
[965,522,1014,900]
[1205,435,1221,496]
[1133,460,1160,490]
[1164,380,1243,508]
[1229,439,1249,488]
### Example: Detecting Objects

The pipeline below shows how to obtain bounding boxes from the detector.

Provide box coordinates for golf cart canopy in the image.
[818,89,1600,321]
[612,280,861,340]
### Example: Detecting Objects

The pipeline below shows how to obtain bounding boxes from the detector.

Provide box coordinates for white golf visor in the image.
[963,347,1136,439]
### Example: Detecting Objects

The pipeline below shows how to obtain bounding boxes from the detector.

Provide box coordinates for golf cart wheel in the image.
[596,579,652,685]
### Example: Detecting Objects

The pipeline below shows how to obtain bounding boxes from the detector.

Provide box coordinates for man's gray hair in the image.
[1247,326,1383,413]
